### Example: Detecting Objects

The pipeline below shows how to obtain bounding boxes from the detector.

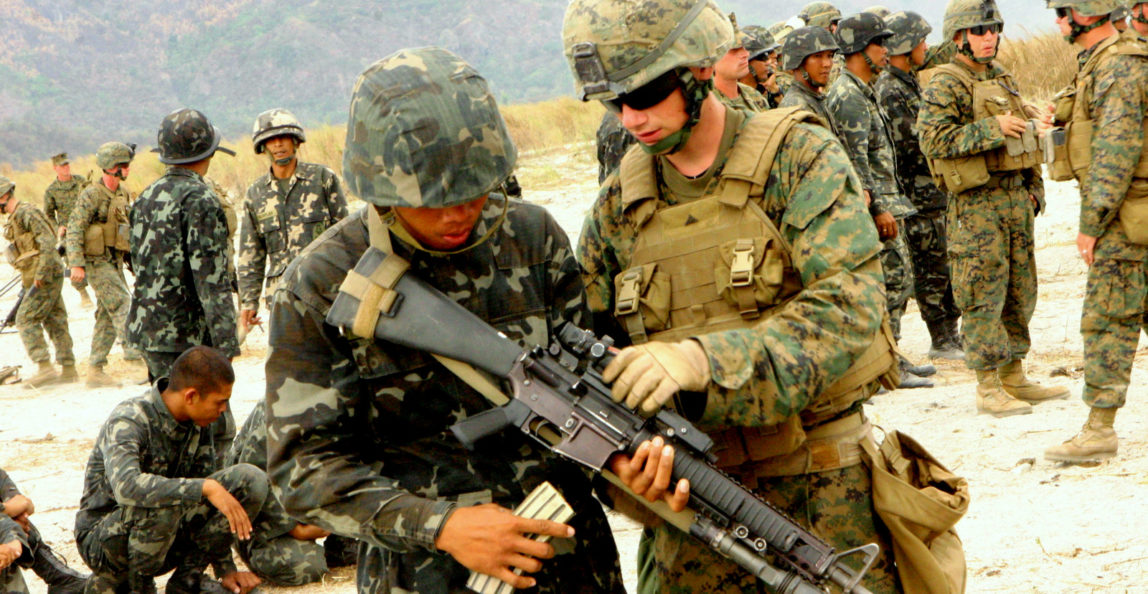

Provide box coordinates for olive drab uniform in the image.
[237,163,348,312]
[66,180,141,367]
[1047,31,1148,412]
[918,60,1045,372]
[4,201,75,370]
[43,175,91,292]
[581,106,901,593]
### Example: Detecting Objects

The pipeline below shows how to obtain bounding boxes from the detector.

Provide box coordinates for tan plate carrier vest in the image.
[1048,33,1148,245]
[926,64,1042,194]
[83,183,131,256]
[4,208,41,285]
[614,107,898,475]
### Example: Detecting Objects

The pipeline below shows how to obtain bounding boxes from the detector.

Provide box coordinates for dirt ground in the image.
[2,143,1147,593]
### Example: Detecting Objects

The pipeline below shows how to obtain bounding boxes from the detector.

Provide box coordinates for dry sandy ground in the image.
[2,144,1147,593]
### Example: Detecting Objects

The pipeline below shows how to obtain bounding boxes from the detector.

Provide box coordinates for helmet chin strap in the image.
[862,51,883,74]
[959,30,998,64]
[274,155,297,167]
[639,70,713,156]
[1065,13,1110,41]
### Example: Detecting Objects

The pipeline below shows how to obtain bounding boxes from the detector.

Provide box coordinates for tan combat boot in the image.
[59,365,79,383]
[79,288,94,310]
[976,369,1032,417]
[23,362,59,389]
[86,366,121,388]
[1045,407,1117,463]
[999,359,1070,402]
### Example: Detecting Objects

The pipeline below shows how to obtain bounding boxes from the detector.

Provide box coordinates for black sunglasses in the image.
[1054,7,1070,19]
[604,69,682,114]
[968,23,1002,35]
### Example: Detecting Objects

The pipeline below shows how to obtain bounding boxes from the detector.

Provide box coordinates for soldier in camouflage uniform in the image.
[1133,0,1148,33]
[1,467,89,593]
[65,141,143,387]
[713,14,771,112]
[596,111,638,184]
[778,26,842,136]
[237,108,348,335]
[75,347,264,594]
[126,108,239,382]
[564,0,907,591]
[740,25,785,108]
[875,11,965,361]
[799,1,842,31]
[864,5,892,18]
[0,513,27,594]
[205,178,239,293]
[1111,4,1130,29]
[1,178,77,388]
[42,153,94,309]
[264,47,624,594]
[1043,0,1148,462]
[768,21,798,96]
[827,13,934,388]
[919,0,1070,417]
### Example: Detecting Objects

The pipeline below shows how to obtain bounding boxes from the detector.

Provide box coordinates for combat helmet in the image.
[769,21,796,45]
[251,109,306,154]
[743,25,778,58]
[781,26,840,71]
[155,108,236,165]
[342,46,516,209]
[1048,0,1124,38]
[835,12,894,54]
[799,1,842,29]
[863,5,892,18]
[885,11,933,55]
[96,142,135,172]
[0,176,13,201]
[562,0,733,155]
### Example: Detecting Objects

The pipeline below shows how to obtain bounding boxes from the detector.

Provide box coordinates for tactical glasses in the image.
[603,70,682,114]
[968,23,1002,35]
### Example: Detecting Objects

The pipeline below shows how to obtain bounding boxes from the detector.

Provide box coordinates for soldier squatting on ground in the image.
[0,466,88,594]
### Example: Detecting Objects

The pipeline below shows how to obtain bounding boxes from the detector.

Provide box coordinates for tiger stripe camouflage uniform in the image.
[43,173,90,292]
[826,68,918,339]
[237,162,348,312]
[74,381,271,593]
[65,180,140,367]
[5,201,75,372]
[875,63,962,346]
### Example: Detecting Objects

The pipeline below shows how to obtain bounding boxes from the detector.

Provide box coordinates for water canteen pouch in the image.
[1120,189,1148,245]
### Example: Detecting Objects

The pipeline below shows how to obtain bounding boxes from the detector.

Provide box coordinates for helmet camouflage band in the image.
[155,108,236,165]
[1046,0,1124,17]
[96,142,135,171]
[943,0,1004,41]
[781,26,841,71]
[562,0,733,101]
[251,108,307,154]
[885,11,933,55]
[799,1,842,28]
[0,176,13,199]
[743,25,778,56]
[835,12,894,54]
[342,46,516,208]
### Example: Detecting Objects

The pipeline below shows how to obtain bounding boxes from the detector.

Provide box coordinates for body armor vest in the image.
[5,204,47,285]
[84,183,131,256]
[927,64,1042,194]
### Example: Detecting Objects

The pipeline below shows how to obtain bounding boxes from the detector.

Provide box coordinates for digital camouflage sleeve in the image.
[12,202,62,286]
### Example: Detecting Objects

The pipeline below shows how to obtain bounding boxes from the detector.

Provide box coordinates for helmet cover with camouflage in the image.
[51,153,69,166]
[943,0,1004,41]
[155,108,236,165]
[743,24,778,57]
[562,0,734,155]
[863,5,892,18]
[342,46,516,209]
[799,1,843,29]
[96,141,135,171]
[769,21,796,44]
[729,12,753,49]
[885,11,933,55]
[835,12,894,54]
[1048,0,1123,38]
[781,25,841,71]
[0,176,13,201]
[252,108,307,154]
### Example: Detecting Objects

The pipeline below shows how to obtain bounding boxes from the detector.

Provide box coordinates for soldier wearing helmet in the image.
[799,1,843,31]
[263,47,624,594]
[565,0,908,591]
[237,108,347,335]
[827,13,934,388]
[1131,0,1148,34]
[739,25,785,107]
[1043,0,1148,463]
[42,152,95,309]
[918,0,1068,417]
[778,26,841,135]
[874,11,965,362]
[0,175,77,389]
[65,141,144,386]
[713,14,771,112]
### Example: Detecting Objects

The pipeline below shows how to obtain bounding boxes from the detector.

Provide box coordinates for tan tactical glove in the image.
[603,340,710,416]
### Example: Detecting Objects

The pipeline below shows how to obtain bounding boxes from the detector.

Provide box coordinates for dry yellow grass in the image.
[996,32,1078,103]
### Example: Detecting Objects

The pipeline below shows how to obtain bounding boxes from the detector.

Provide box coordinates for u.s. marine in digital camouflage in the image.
[714,15,771,113]
[564,0,903,591]
[264,48,623,594]
[42,153,94,305]
[237,108,348,326]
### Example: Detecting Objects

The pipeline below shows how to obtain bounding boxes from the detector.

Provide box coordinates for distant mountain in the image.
[0,0,1053,168]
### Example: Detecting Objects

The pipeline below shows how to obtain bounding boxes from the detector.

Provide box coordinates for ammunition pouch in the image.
[102,192,131,252]
[83,224,106,257]
[1119,186,1148,245]
[928,155,990,194]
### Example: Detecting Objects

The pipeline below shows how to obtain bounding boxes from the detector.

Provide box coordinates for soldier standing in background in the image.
[798,1,842,32]
[1132,0,1148,35]
[1,177,77,388]
[237,109,347,335]
[740,25,784,108]
[713,15,771,112]
[42,153,94,309]
[827,12,934,388]
[1044,0,1148,462]
[875,11,965,360]
[65,142,143,388]
[919,0,1069,417]
[596,111,638,184]
[778,26,842,136]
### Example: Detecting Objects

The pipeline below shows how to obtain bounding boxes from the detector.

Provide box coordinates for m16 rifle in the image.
[1,286,33,334]
[326,247,879,594]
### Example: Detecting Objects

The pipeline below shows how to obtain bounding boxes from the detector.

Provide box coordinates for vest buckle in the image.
[616,269,642,315]
[730,240,755,288]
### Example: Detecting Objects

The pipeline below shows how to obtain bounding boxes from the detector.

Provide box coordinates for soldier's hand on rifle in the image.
[70,267,85,284]
[0,539,21,570]
[220,570,261,594]
[609,436,690,513]
[996,113,1028,138]
[202,479,252,541]
[603,340,710,415]
[436,503,574,589]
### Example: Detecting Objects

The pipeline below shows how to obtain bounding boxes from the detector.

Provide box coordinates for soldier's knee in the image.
[248,541,326,586]
[214,463,270,506]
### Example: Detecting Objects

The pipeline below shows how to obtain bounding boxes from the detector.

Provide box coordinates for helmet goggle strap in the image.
[383,194,510,257]
[959,25,1001,64]
[108,164,129,180]
[1055,8,1110,40]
